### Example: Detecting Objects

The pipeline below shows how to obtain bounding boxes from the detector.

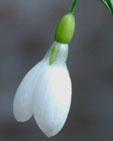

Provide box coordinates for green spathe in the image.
[55,13,75,44]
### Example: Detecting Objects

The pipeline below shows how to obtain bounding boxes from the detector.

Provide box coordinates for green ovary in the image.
[55,13,75,44]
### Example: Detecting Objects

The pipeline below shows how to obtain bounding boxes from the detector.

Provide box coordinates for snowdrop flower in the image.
[13,0,77,137]
[13,42,71,137]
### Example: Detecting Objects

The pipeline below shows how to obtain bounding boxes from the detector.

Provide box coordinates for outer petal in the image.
[33,64,72,137]
[13,62,42,122]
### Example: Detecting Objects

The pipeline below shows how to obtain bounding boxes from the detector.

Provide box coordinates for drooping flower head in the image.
[13,0,78,137]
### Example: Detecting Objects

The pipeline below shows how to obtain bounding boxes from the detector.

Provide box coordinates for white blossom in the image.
[13,41,72,137]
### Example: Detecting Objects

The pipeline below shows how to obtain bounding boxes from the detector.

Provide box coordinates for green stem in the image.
[70,0,78,14]
[100,0,111,11]
[106,0,113,15]
[100,0,113,15]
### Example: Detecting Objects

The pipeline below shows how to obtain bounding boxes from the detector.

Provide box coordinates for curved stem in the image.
[100,0,113,15]
[70,0,78,14]
[100,0,111,11]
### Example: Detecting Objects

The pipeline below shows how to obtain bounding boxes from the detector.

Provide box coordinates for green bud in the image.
[55,13,75,44]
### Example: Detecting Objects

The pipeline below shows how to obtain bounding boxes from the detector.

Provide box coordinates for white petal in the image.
[33,64,72,137]
[13,62,42,122]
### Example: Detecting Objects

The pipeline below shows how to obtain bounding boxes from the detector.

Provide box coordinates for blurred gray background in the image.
[0,0,113,141]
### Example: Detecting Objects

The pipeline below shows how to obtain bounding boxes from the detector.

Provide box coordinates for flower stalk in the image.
[70,0,78,14]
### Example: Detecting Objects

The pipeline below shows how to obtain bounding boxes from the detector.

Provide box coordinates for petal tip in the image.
[13,101,32,122]
[43,129,59,138]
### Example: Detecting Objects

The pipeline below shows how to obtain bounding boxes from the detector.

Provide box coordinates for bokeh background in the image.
[0,0,113,141]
